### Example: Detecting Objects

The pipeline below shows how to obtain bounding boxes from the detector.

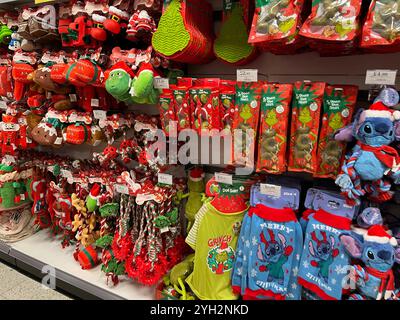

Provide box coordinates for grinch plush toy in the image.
[105,61,159,105]
[335,101,400,205]
[180,168,205,233]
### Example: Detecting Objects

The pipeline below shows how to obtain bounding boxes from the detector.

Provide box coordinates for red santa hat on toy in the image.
[189,167,205,182]
[353,225,398,246]
[107,61,135,78]
[364,101,400,121]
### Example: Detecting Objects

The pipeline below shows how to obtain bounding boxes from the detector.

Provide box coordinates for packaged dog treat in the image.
[361,0,400,50]
[191,78,221,134]
[248,0,304,45]
[219,80,237,132]
[170,84,191,131]
[256,83,293,174]
[158,89,176,136]
[300,0,362,42]
[232,81,263,167]
[315,85,358,178]
[288,81,326,173]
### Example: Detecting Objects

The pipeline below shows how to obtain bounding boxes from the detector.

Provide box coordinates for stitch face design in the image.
[309,231,339,282]
[258,229,293,284]
[356,117,394,147]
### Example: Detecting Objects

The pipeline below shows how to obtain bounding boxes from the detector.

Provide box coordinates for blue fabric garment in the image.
[244,205,303,300]
[231,212,252,295]
[297,210,351,300]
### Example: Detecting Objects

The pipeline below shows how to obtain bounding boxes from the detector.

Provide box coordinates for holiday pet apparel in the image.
[185,201,247,300]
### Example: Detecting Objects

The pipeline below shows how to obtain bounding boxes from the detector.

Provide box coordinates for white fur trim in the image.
[393,111,400,121]
[92,14,106,23]
[364,110,393,119]
[363,234,398,246]
[108,6,130,19]
[189,176,204,182]
[351,226,367,236]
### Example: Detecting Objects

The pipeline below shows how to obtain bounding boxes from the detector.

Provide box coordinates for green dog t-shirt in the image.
[185,202,247,300]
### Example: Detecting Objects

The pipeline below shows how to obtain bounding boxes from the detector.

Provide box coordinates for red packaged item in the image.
[171,84,191,131]
[314,85,358,179]
[249,0,304,45]
[0,61,12,99]
[256,83,293,174]
[158,89,176,136]
[299,0,362,55]
[288,81,326,173]
[361,0,400,51]
[219,80,237,133]
[231,81,263,167]
[190,78,221,134]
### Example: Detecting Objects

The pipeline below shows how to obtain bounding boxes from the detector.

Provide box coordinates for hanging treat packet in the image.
[219,80,237,133]
[232,81,263,167]
[257,83,293,174]
[361,0,400,51]
[299,0,362,42]
[191,78,221,134]
[158,89,176,136]
[170,84,191,131]
[315,85,358,179]
[249,0,304,45]
[288,81,326,173]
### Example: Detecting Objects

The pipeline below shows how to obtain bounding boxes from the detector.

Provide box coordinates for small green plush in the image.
[0,182,16,208]
[131,63,156,99]
[105,61,136,104]
[169,254,195,300]
[181,168,205,233]
[86,184,100,213]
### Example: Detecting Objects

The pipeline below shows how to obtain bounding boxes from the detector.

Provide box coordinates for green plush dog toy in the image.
[180,168,205,233]
[105,61,159,105]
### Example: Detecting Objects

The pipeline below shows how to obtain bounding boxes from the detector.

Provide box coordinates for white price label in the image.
[69,94,77,102]
[93,110,107,120]
[154,77,170,89]
[114,184,129,194]
[237,69,258,82]
[365,69,397,85]
[260,183,281,198]
[160,226,170,234]
[215,172,233,185]
[60,169,73,179]
[158,173,173,185]
[91,99,100,107]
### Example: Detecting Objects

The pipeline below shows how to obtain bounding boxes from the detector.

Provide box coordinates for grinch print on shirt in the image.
[207,236,235,274]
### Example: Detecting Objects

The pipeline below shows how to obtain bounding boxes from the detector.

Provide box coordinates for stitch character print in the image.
[309,231,339,282]
[257,229,293,284]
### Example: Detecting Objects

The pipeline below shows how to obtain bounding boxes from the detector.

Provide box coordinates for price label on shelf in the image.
[260,183,281,197]
[158,173,173,185]
[93,110,107,120]
[365,69,397,85]
[237,69,258,82]
[154,78,170,89]
[215,172,233,185]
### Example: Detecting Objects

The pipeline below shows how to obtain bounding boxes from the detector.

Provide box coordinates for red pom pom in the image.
[112,231,133,261]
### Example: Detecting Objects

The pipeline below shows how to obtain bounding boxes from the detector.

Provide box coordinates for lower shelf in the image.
[0,230,155,300]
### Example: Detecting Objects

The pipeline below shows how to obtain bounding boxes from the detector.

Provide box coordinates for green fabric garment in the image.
[185,202,246,300]
[265,255,288,279]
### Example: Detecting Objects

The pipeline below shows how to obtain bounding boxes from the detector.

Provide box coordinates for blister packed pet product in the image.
[256,83,293,174]
[315,85,358,178]
[288,81,325,173]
